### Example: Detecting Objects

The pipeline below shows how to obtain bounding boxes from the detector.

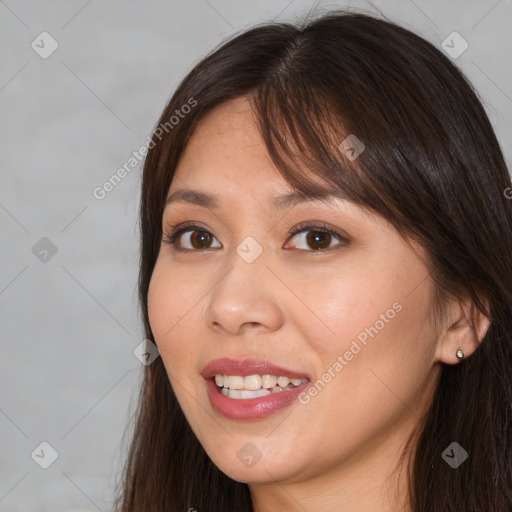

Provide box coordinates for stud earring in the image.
[456,349,465,360]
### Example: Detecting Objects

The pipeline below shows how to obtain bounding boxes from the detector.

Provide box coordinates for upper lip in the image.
[202,358,310,380]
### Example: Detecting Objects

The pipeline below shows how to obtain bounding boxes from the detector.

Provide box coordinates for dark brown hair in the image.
[114,10,512,511]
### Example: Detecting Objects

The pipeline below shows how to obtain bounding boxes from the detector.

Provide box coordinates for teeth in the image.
[215,374,308,391]
[261,374,278,388]
[243,375,261,390]
[221,387,285,399]
[241,388,268,399]
[228,375,244,390]
[277,376,290,388]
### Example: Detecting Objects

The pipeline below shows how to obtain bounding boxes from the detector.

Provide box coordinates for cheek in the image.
[148,259,200,337]
[147,266,174,342]
[295,253,435,384]
[147,262,199,373]
[291,263,404,356]
[295,279,436,461]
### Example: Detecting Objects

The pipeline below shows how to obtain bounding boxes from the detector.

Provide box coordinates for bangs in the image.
[248,76,417,244]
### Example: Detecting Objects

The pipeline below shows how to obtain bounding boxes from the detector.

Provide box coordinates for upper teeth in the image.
[215,374,308,390]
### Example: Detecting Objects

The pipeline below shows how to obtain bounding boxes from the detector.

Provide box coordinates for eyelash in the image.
[162,221,349,252]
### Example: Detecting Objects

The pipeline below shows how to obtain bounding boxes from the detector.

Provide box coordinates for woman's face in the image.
[148,97,443,489]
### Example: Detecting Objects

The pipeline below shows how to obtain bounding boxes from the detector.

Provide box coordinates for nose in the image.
[202,250,284,336]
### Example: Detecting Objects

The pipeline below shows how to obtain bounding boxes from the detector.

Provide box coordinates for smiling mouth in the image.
[214,374,310,399]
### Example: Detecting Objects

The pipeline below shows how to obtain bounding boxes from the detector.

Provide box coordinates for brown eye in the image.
[164,226,222,251]
[305,231,333,250]
[188,230,214,249]
[287,224,347,251]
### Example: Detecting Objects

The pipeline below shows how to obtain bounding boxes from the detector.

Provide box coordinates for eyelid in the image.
[284,221,350,251]
[162,220,350,252]
[287,221,349,240]
[162,221,221,251]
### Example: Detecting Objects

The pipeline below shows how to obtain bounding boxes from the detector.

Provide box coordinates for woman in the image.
[114,10,512,512]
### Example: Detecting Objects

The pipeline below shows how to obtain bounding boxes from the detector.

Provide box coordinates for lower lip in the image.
[205,379,310,420]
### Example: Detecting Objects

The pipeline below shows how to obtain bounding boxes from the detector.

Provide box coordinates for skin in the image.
[147,97,490,512]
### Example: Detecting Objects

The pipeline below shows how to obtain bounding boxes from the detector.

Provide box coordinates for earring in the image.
[456,349,465,360]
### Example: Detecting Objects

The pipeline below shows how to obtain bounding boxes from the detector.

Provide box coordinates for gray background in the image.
[0,0,510,510]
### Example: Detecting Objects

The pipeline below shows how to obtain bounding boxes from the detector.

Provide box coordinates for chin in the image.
[204,441,307,485]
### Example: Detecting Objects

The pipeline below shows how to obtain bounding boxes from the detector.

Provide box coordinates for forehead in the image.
[187,97,262,151]
[167,98,376,223]
[170,98,293,192]
[172,96,344,196]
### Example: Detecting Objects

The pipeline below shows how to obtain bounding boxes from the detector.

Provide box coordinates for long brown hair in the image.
[114,10,512,511]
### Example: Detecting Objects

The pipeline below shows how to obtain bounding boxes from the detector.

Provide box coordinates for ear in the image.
[435,296,491,365]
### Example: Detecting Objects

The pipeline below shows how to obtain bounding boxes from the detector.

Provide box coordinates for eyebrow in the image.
[164,188,345,211]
